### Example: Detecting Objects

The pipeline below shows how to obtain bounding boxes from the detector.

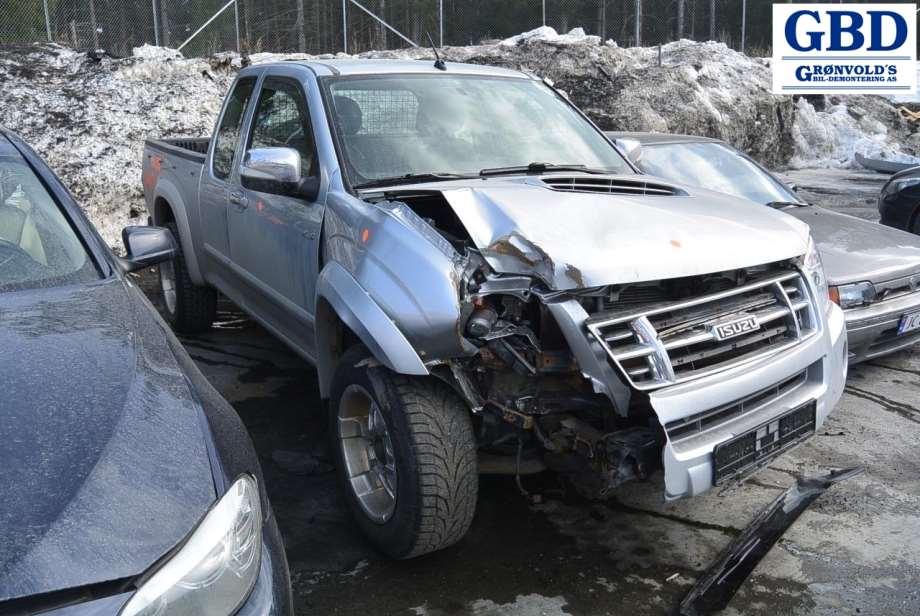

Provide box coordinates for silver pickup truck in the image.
[143,59,848,559]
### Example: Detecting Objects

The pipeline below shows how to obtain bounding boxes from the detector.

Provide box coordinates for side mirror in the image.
[120,226,176,272]
[241,147,302,196]
[615,138,644,165]
[788,182,799,192]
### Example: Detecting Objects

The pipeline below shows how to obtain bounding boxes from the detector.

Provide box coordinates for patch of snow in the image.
[132,44,183,61]
[501,26,600,47]
[469,594,571,616]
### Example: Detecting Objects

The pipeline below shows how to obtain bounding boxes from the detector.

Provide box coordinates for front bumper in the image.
[649,304,847,499]
[844,291,920,363]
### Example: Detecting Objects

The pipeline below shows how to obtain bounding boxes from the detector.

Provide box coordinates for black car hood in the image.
[0,278,216,602]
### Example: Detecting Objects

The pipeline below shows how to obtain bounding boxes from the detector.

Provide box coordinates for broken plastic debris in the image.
[679,466,864,616]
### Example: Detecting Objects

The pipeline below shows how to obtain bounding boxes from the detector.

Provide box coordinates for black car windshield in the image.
[326,74,632,186]
[0,156,99,293]
[638,142,802,206]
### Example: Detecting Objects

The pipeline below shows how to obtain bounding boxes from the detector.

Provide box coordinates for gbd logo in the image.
[772,3,917,95]
[784,9,908,52]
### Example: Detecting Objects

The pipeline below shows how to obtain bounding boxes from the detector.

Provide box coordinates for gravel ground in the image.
[136,168,920,615]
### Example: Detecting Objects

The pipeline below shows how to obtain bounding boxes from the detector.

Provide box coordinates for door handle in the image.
[229,191,248,210]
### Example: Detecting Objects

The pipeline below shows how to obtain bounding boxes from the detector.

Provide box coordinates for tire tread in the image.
[390,375,478,558]
[163,222,216,333]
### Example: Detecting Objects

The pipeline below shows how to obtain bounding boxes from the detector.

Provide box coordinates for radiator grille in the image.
[586,269,818,390]
[541,176,685,196]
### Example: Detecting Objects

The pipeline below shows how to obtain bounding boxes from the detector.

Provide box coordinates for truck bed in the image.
[145,137,210,164]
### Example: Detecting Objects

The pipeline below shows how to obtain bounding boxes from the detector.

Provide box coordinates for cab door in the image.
[227,74,324,352]
[200,76,256,282]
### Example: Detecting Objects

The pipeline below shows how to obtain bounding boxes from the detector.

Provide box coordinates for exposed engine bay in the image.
[368,188,807,498]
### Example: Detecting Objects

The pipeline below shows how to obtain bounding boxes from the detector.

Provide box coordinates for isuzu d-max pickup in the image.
[142,59,848,559]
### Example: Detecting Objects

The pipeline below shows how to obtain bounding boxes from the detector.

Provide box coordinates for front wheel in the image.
[160,222,216,334]
[330,346,478,559]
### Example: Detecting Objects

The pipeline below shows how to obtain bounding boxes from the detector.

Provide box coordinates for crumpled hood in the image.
[784,205,920,285]
[0,279,215,602]
[430,176,811,289]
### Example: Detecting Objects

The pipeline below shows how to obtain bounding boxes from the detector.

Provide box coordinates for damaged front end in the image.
[349,182,835,501]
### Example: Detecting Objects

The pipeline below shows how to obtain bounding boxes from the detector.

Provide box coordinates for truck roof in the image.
[246,58,533,79]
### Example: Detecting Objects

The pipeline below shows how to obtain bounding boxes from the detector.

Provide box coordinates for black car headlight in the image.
[830,281,877,309]
[120,475,262,616]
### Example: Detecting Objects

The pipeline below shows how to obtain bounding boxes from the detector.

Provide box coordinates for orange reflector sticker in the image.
[361,228,370,243]
[670,239,682,248]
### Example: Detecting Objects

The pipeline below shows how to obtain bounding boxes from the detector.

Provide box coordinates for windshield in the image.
[326,74,632,186]
[0,156,99,293]
[638,142,801,205]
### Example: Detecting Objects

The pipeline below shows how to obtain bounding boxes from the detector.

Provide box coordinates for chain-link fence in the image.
[1,0,917,58]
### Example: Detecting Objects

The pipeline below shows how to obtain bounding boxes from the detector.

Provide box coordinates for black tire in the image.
[160,221,216,333]
[330,346,478,559]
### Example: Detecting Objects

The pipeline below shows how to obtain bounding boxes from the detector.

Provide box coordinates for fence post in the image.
[634,0,642,47]
[42,0,52,41]
[740,0,746,53]
[342,0,348,53]
[235,0,241,51]
[709,0,715,41]
[439,0,443,46]
[542,0,546,27]
[152,0,160,46]
[88,0,100,49]
[677,0,685,39]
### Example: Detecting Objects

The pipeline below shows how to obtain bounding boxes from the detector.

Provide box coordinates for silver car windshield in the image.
[0,157,99,293]
[326,74,632,186]
[639,142,801,205]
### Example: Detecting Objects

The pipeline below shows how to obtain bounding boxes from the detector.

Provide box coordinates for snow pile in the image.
[790,97,920,169]
[500,26,601,47]
[1,38,917,247]
[0,44,233,244]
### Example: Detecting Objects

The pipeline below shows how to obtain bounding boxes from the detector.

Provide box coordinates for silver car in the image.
[143,62,846,559]
[609,132,920,363]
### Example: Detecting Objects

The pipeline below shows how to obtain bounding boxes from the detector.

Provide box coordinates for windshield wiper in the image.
[766,200,807,209]
[354,172,474,190]
[479,162,612,177]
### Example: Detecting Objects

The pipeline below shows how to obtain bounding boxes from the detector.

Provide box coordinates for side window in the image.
[212,77,256,181]
[247,79,318,179]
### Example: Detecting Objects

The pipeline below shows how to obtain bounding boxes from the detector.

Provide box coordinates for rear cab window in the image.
[0,154,100,293]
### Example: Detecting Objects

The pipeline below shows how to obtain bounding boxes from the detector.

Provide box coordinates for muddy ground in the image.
[138,168,920,615]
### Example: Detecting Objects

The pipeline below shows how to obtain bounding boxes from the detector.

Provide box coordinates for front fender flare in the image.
[315,262,428,396]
